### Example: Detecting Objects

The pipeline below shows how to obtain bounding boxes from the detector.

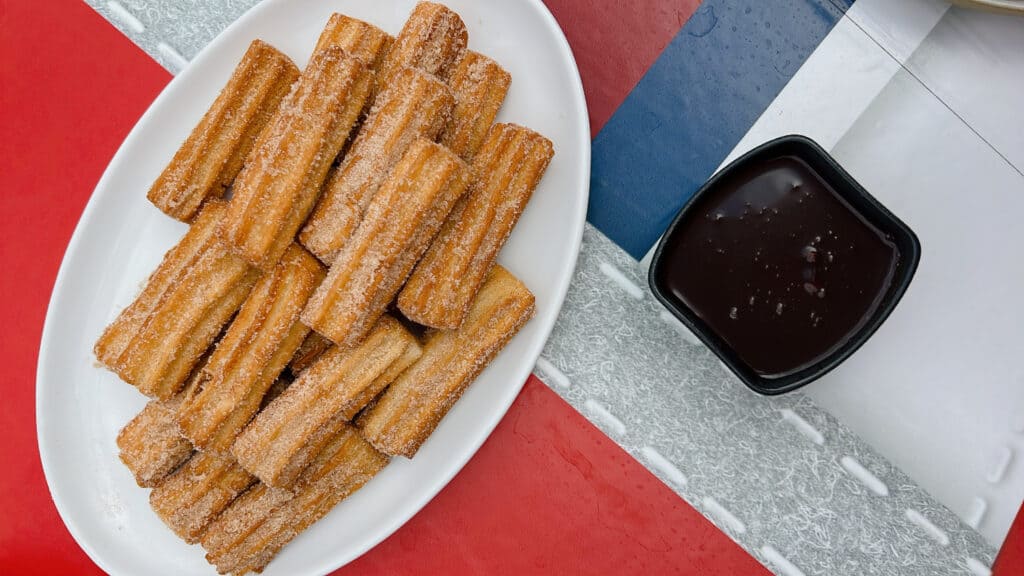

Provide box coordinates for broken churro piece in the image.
[222,46,373,270]
[298,68,454,264]
[117,394,194,488]
[379,1,467,85]
[233,317,419,489]
[95,201,260,399]
[203,426,388,575]
[178,244,325,455]
[360,265,535,457]
[150,451,256,544]
[398,123,552,329]
[301,139,470,347]
[313,13,393,70]
[440,51,511,161]
[147,40,299,222]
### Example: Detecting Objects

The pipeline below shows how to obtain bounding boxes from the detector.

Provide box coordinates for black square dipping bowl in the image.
[649,135,920,395]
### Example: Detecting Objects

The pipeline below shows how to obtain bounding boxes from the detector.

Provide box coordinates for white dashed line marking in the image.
[583,399,626,436]
[157,42,190,72]
[640,446,687,487]
[598,261,644,300]
[106,1,145,33]
[780,409,824,445]
[535,356,571,389]
[761,545,806,576]
[905,509,950,546]
[702,497,746,535]
[840,456,889,497]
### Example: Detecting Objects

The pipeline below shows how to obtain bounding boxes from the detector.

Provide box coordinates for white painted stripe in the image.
[583,399,626,436]
[840,456,889,496]
[598,262,643,300]
[986,446,1013,484]
[905,509,950,546]
[658,310,701,346]
[702,497,746,535]
[965,557,992,576]
[780,409,825,445]
[535,356,571,389]
[761,545,806,576]
[157,42,190,72]
[966,497,987,530]
[639,446,687,487]
[106,1,145,34]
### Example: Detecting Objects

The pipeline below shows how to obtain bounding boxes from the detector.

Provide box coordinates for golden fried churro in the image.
[222,47,373,270]
[288,332,331,376]
[203,426,388,575]
[379,1,467,85]
[147,40,299,222]
[313,13,393,70]
[360,265,535,457]
[301,139,470,346]
[398,124,552,329]
[232,317,419,488]
[150,451,256,544]
[440,51,511,161]
[117,394,193,487]
[178,244,325,455]
[95,201,260,400]
[298,68,454,264]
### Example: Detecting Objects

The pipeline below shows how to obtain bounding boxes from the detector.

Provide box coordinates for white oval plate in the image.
[36,1,588,574]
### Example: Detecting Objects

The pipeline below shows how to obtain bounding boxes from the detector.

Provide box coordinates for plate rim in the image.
[35,0,590,574]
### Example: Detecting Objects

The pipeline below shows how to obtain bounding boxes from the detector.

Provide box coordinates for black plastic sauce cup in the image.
[649,135,921,395]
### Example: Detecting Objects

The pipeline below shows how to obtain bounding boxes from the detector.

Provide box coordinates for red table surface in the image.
[0,1,1019,575]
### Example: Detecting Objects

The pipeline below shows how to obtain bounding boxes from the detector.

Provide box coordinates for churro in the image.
[298,68,454,264]
[203,426,388,575]
[95,201,260,399]
[360,265,535,457]
[313,13,393,70]
[222,47,373,270]
[379,1,467,85]
[301,139,470,346]
[398,124,552,329]
[233,317,419,488]
[178,244,325,455]
[440,51,511,161]
[147,40,299,222]
[150,451,256,544]
[288,332,332,376]
[116,394,193,488]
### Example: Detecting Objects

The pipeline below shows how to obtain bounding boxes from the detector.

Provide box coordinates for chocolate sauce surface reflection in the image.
[660,156,898,376]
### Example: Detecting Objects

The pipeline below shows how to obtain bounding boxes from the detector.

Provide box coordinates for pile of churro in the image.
[94,3,553,573]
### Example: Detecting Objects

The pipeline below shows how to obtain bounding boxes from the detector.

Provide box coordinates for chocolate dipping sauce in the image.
[656,155,899,377]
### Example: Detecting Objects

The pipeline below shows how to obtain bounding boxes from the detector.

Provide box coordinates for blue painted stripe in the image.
[588,0,850,259]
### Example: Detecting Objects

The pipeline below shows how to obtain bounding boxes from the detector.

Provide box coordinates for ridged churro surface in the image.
[222,47,373,270]
[440,51,510,161]
[313,13,393,70]
[378,1,467,85]
[178,244,325,455]
[233,317,418,489]
[398,124,552,329]
[203,426,387,575]
[301,139,469,346]
[148,40,299,222]
[95,201,260,399]
[299,68,453,264]
[150,451,255,544]
[360,266,535,457]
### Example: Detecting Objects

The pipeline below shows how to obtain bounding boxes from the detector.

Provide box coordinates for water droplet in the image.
[817,288,826,299]
[729,307,738,320]
[801,245,818,263]
[803,282,817,295]
[713,211,725,221]
[776,302,784,315]
[748,296,755,306]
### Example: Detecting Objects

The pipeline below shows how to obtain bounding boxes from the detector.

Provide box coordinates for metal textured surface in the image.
[537,223,996,575]
[83,1,998,574]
